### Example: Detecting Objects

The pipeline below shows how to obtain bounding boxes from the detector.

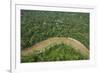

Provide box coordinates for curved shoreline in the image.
[21,37,89,57]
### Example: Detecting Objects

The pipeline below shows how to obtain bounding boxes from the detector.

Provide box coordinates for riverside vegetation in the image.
[21,10,89,63]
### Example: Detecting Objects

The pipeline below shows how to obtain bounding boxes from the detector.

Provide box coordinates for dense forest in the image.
[21,10,89,62]
[21,10,89,50]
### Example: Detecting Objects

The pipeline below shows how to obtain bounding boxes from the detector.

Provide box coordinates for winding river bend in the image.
[21,37,89,57]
